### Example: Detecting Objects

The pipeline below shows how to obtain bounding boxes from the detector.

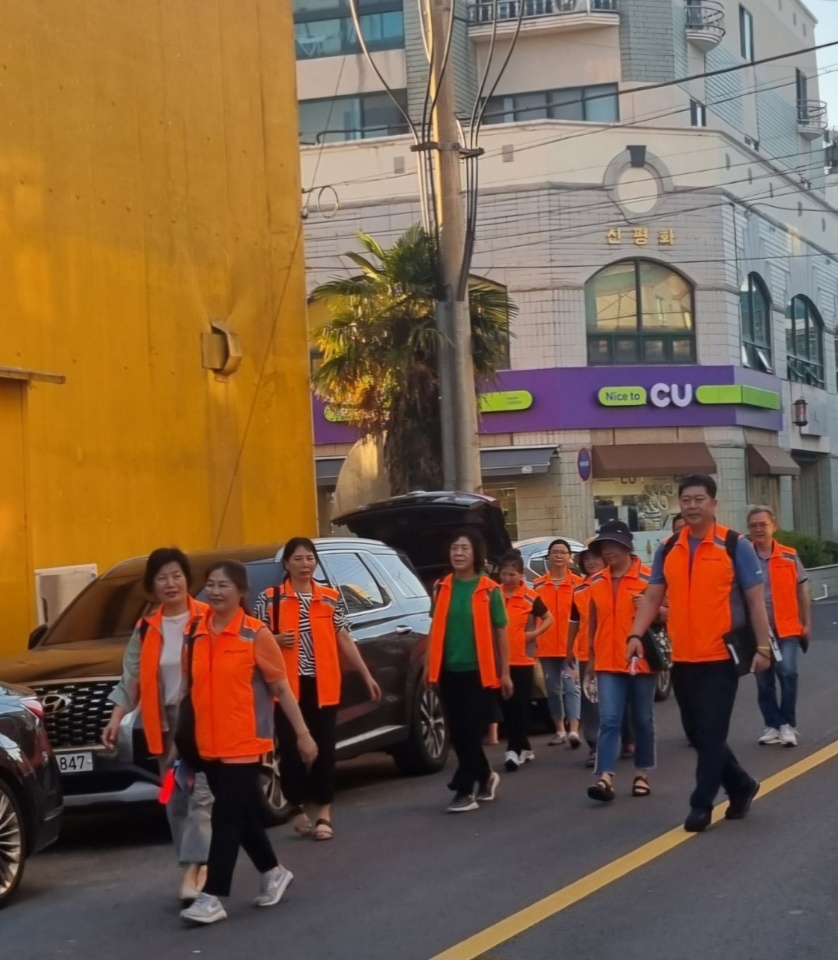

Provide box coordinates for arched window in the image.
[786,295,824,386]
[740,273,773,372]
[585,260,695,365]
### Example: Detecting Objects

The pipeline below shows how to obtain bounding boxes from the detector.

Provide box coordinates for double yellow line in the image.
[432,741,838,960]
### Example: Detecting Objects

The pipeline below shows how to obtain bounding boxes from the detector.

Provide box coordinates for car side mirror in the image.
[28,624,48,649]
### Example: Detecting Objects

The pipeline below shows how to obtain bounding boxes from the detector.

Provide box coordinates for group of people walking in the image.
[103,473,810,926]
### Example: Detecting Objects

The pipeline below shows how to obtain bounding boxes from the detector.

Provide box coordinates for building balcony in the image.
[684,1,725,52]
[467,0,619,41]
[797,100,828,140]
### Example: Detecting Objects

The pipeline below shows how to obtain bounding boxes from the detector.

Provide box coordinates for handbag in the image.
[173,618,203,771]
[640,626,669,673]
[722,624,757,677]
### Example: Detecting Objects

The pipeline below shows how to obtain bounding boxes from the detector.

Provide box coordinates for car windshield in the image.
[41,576,150,646]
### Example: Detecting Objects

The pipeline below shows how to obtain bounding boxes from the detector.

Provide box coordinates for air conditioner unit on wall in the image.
[34,565,98,625]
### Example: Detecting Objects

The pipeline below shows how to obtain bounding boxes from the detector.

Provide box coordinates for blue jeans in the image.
[540,657,580,724]
[595,672,657,777]
[756,638,800,728]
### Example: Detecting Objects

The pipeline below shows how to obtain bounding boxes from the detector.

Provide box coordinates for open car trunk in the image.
[333,491,512,590]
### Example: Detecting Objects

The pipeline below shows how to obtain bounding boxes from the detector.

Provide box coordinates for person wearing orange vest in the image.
[629,474,772,834]
[180,560,317,926]
[579,522,657,802]
[567,545,606,768]
[104,547,212,902]
[534,540,584,747]
[747,505,811,747]
[425,529,512,813]
[498,550,553,771]
[253,537,381,842]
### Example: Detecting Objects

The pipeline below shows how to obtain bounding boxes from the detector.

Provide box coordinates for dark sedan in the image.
[0,682,63,907]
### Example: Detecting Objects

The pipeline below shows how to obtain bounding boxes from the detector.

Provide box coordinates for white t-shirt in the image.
[160,612,190,706]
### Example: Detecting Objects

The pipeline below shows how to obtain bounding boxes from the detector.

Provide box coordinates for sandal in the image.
[313,818,333,841]
[587,778,616,802]
[632,775,651,797]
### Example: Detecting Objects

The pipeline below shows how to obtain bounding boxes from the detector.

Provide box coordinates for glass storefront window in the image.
[593,477,680,562]
[484,484,519,541]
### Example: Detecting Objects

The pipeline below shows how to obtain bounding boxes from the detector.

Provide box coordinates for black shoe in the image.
[684,807,712,833]
[725,779,760,820]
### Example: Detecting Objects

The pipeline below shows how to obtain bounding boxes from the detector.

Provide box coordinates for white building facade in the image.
[296,0,838,547]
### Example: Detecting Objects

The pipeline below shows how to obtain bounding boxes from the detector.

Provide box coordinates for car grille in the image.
[31,679,118,750]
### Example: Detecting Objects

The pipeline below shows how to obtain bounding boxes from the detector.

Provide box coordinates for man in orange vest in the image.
[746,505,811,748]
[628,474,773,833]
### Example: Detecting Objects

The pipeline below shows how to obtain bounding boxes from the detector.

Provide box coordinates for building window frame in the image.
[585,259,696,366]
[298,89,409,144]
[739,273,773,373]
[293,0,405,60]
[786,294,824,387]
[690,99,707,127]
[484,83,620,126]
[739,5,755,62]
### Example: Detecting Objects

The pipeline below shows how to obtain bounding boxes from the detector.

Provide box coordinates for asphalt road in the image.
[7,602,838,960]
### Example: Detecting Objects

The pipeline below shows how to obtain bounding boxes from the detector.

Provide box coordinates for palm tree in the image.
[311,225,515,494]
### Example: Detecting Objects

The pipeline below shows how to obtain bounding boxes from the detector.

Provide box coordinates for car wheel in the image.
[654,668,672,702]
[0,779,25,909]
[392,683,449,775]
[257,749,293,827]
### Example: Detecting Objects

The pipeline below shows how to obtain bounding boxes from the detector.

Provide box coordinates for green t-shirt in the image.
[442,578,508,672]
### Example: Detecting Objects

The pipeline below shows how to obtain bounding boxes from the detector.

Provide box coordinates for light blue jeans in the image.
[595,672,657,778]
[540,657,581,725]
[756,637,800,729]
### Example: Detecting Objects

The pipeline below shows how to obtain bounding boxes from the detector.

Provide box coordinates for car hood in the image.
[0,641,125,685]
[334,491,512,586]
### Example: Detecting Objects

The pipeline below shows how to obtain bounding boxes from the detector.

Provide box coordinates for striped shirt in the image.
[253,588,350,678]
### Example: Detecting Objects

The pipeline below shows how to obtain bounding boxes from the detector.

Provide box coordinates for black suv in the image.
[0,539,446,822]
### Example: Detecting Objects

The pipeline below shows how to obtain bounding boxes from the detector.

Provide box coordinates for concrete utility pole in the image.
[425,0,482,493]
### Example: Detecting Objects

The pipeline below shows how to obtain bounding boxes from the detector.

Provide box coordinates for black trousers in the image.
[439,670,492,795]
[203,762,277,898]
[274,675,338,807]
[500,665,533,754]
[672,660,752,812]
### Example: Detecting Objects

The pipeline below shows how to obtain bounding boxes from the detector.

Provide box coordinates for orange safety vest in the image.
[588,558,652,674]
[573,581,592,663]
[764,539,804,639]
[263,580,343,707]
[191,608,275,760]
[663,523,738,663]
[137,596,207,756]
[427,575,500,688]
[533,571,583,658]
[501,584,541,667]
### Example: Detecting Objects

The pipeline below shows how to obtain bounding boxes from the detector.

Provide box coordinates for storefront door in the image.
[0,381,32,652]
[792,454,821,537]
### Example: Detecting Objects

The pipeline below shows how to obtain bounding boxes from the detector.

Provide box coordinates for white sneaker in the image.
[520,749,535,764]
[180,892,227,925]
[476,771,500,802]
[254,865,294,907]
[779,724,798,747]
[504,750,522,772]
[758,727,781,745]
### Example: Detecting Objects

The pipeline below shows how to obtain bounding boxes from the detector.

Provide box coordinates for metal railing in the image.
[797,99,828,130]
[684,1,725,41]
[468,0,618,25]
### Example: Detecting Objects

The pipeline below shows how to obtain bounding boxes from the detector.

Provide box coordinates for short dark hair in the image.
[678,474,717,498]
[143,547,192,594]
[547,538,572,555]
[281,537,320,581]
[449,528,487,574]
[499,549,524,574]
[205,560,250,612]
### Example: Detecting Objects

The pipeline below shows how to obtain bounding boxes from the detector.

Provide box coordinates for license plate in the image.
[57,752,93,774]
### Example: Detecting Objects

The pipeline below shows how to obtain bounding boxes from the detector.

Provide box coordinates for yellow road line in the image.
[432,740,838,960]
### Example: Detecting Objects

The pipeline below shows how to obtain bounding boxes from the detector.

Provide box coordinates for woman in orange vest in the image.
[498,550,553,771]
[425,529,512,813]
[180,560,317,926]
[584,522,657,803]
[534,539,584,747]
[567,545,606,769]
[103,547,212,902]
[254,538,381,842]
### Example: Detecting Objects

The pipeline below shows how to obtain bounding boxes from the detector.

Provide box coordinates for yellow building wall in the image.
[0,1,315,652]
